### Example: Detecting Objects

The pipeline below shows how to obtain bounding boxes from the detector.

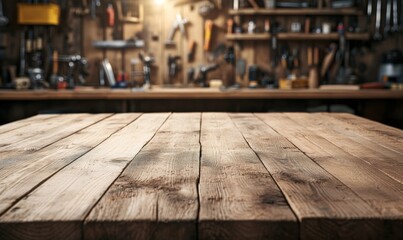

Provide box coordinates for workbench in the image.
[1,88,403,129]
[1,88,403,100]
[0,113,402,239]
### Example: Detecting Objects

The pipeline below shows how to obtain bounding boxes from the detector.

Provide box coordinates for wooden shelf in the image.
[229,8,363,16]
[226,33,370,41]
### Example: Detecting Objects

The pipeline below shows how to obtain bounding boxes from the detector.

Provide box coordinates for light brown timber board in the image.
[84,113,201,239]
[0,114,111,172]
[0,114,84,149]
[0,115,58,135]
[231,113,383,239]
[198,113,298,240]
[0,113,170,240]
[255,113,403,237]
[0,113,402,239]
[0,114,141,215]
[314,112,403,154]
[285,113,403,184]
[329,113,403,152]
[0,114,110,153]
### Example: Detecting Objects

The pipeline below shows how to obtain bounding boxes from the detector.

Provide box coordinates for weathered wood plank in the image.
[0,114,110,153]
[0,114,141,215]
[328,113,403,153]
[235,113,383,240]
[0,114,78,148]
[313,112,403,155]
[85,113,201,240]
[255,113,403,238]
[285,113,403,184]
[199,113,298,240]
[0,114,111,171]
[0,113,170,240]
[0,114,58,135]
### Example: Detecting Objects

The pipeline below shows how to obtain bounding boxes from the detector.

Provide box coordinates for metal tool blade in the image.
[401,0,403,31]
[392,0,398,31]
[373,0,382,39]
[367,0,372,17]
[385,0,392,33]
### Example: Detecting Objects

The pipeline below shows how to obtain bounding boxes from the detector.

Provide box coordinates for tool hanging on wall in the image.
[72,0,90,16]
[391,0,398,32]
[168,55,181,84]
[139,52,154,89]
[400,0,403,31]
[308,47,319,88]
[321,43,337,80]
[384,0,392,34]
[195,64,218,87]
[366,0,372,24]
[204,20,213,51]
[188,40,196,62]
[247,0,259,9]
[91,0,101,20]
[198,1,216,18]
[165,14,189,46]
[227,19,234,34]
[0,0,8,26]
[373,0,382,40]
[106,4,115,27]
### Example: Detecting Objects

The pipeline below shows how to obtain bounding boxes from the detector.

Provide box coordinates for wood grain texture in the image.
[0,114,58,135]
[0,114,111,173]
[285,113,403,184]
[234,113,383,240]
[199,113,298,240]
[329,113,403,153]
[0,114,83,149]
[0,113,402,239]
[84,113,201,240]
[255,113,403,238]
[0,114,141,215]
[0,113,170,240]
[0,114,110,153]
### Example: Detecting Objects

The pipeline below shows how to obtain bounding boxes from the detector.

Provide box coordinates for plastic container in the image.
[18,3,60,25]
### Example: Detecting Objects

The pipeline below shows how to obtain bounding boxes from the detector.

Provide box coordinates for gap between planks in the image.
[0,114,142,216]
[0,113,170,240]
[231,113,388,239]
[83,113,199,240]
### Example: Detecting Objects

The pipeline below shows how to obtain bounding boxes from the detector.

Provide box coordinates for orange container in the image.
[18,3,60,25]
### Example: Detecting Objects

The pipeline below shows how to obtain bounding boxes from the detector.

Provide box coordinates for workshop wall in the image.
[1,0,403,88]
[99,0,403,87]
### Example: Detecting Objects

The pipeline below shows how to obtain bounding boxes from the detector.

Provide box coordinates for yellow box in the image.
[18,3,60,25]
[279,78,308,89]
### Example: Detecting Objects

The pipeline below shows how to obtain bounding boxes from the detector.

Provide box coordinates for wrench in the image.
[392,0,398,32]
[373,0,382,40]
[384,0,392,33]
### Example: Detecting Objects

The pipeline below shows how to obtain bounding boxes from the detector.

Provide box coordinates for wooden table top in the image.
[1,88,403,100]
[0,113,402,239]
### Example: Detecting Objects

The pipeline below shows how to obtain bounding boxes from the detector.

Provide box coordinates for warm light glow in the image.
[155,0,165,5]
